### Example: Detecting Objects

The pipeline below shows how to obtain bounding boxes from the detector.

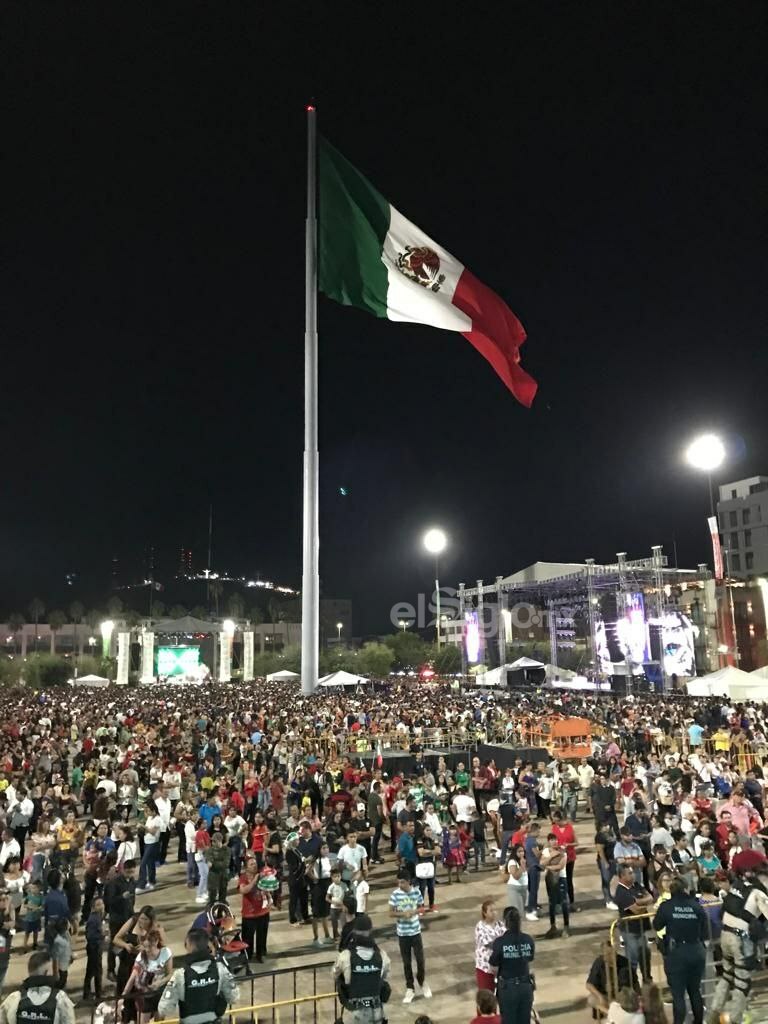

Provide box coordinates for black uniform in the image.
[653,893,707,1024]
[17,977,58,1024]
[489,929,535,1024]
[346,946,384,1011]
[178,959,226,1023]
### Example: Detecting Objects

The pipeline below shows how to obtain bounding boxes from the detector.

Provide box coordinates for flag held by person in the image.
[318,137,537,407]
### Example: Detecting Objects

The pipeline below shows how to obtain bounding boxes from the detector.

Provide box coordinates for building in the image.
[717,476,768,577]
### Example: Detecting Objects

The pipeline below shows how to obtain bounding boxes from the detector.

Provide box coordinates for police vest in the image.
[179,960,224,1021]
[17,978,58,1024]
[723,882,754,925]
[348,948,383,1004]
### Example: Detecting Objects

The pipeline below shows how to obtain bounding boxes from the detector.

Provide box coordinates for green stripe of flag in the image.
[318,137,390,318]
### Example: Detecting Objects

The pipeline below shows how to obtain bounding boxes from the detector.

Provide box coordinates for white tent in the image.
[73,674,111,687]
[750,666,768,680]
[476,666,505,688]
[318,670,367,688]
[687,666,759,699]
[545,664,576,680]
[266,669,300,682]
[508,656,546,670]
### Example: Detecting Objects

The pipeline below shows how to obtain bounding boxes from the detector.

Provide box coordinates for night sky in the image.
[3,3,767,633]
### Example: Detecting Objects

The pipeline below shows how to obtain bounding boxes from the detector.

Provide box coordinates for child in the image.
[326,867,346,940]
[470,989,502,1024]
[471,812,487,871]
[606,986,645,1024]
[352,869,369,913]
[442,824,466,884]
[21,880,43,951]
[51,917,74,989]
[84,895,106,1001]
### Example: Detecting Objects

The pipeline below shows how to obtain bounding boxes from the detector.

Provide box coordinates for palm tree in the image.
[227,592,245,620]
[69,600,84,656]
[28,598,45,653]
[190,605,207,619]
[169,604,188,619]
[267,595,282,649]
[8,613,24,655]
[123,609,142,628]
[152,600,167,620]
[247,606,264,626]
[48,610,67,655]
[209,581,223,618]
[86,608,103,632]
[106,596,124,618]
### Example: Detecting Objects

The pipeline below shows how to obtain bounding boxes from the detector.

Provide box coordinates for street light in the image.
[423,528,448,647]
[336,622,343,641]
[686,433,726,516]
[398,619,408,632]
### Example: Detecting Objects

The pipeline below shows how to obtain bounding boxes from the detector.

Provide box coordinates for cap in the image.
[354,913,373,932]
[285,831,299,844]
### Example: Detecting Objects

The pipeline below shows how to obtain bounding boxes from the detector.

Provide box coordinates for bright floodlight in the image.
[100,620,114,640]
[223,619,236,636]
[686,434,725,472]
[423,528,447,555]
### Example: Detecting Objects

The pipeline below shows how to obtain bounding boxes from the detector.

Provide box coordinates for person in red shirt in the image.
[229,788,245,817]
[250,812,269,870]
[715,811,734,861]
[238,858,271,963]
[551,810,578,909]
[469,989,501,1024]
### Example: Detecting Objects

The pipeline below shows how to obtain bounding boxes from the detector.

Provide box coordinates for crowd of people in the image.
[0,680,767,1024]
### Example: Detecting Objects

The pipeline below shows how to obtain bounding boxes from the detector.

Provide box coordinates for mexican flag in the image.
[318,138,537,406]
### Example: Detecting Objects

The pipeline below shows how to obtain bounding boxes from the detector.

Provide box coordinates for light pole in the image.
[686,433,733,666]
[336,622,343,642]
[399,619,408,633]
[685,433,726,518]
[423,528,447,647]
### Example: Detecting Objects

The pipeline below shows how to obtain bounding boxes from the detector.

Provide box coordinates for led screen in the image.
[157,645,200,677]
[464,611,480,663]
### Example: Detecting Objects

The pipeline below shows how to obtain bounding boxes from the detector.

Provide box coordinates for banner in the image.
[243,630,254,682]
[140,631,155,684]
[117,632,131,686]
[708,516,724,580]
[219,631,232,683]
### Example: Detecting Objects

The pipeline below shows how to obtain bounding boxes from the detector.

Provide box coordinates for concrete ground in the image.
[6,817,767,1024]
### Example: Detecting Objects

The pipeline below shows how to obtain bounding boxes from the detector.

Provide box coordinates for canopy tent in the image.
[687,666,759,699]
[508,656,546,670]
[150,615,221,634]
[750,666,768,680]
[73,674,110,687]
[266,669,300,682]
[544,664,576,681]
[318,670,367,688]
[475,666,505,688]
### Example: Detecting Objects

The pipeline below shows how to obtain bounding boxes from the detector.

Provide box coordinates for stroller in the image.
[206,901,250,975]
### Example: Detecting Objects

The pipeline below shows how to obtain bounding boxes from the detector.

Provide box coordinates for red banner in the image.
[708,516,724,580]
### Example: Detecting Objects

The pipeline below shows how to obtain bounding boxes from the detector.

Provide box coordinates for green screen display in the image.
[157,645,200,676]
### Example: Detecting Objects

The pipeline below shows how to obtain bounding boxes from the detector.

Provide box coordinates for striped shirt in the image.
[389,887,423,937]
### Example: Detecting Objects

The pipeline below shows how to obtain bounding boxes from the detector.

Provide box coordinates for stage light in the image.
[686,434,725,472]
[423,528,447,554]
[223,619,236,636]
[100,620,114,640]
[717,643,729,654]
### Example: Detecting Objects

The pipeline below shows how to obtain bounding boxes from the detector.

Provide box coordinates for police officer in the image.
[333,914,391,1024]
[488,907,535,1024]
[0,950,75,1024]
[157,928,240,1024]
[652,878,707,1024]
[707,871,768,1024]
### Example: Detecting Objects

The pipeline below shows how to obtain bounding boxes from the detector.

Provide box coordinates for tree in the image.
[432,642,461,675]
[152,600,167,619]
[267,596,283,647]
[123,609,142,628]
[358,641,394,677]
[106,596,124,617]
[209,581,223,617]
[28,598,45,652]
[169,604,188,619]
[190,605,207,619]
[247,606,264,626]
[48,610,67,655]
[86,609,103,632]
[69,600,84,655]
[227,592,245,619]
[384,630,428,670]
[8,613,24,655]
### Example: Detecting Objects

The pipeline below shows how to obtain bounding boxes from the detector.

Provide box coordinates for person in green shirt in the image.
[454,763,470,789]
[71,765,84,797]
[204,833,231,905]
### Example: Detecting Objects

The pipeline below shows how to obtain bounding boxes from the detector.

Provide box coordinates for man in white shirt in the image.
[451,789,477,824]
[577,759,595,812]
[162,767,182,805]
[0,829,21,869]
[153,784,173,864]
[336,832,368,884]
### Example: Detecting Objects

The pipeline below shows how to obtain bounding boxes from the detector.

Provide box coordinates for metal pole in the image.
[301,104,319,696]
[496,576,505,669]
[435,555,441,647]
[708,473,716,520]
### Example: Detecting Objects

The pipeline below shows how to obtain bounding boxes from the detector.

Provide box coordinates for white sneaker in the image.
[195,896,208,904]
[403,989,415,1004]
[421,983,432,999]
[414,982,422,996]
[605,901,618,910]
[145,883,155,891]
[135,886,147,894]
[525,912,539,921]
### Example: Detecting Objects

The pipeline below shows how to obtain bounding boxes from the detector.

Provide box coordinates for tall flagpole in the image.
[301,104,319,696]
